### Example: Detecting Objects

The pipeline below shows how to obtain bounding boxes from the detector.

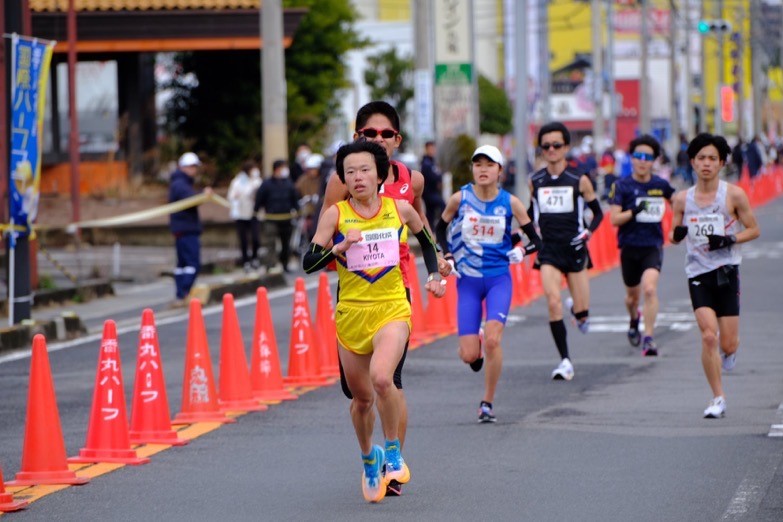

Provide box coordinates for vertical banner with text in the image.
[9,35,54,239]
[433,0,478,140]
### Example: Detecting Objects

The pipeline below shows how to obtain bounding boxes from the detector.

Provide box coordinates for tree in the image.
[478,74,513,136]
[162,0,366,180]
[363,47,415,133]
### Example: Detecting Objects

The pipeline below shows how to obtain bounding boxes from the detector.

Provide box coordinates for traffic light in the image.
[698,19,732,35]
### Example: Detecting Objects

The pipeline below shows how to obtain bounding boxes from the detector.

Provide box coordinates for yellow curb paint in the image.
[75,463,125,479]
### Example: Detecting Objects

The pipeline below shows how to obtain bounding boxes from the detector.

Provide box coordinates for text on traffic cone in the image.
[129,309,188,446]
[69,320,150,465]
[173,299,236,424]
[250,287,297,401]
[284,278,329,387]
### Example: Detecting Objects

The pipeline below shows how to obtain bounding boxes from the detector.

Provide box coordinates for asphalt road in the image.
[2,200,783,521]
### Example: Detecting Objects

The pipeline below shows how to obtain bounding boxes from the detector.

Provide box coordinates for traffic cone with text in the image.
[219,294,268,412]
[406,254,428,346]
[284,278,329,386]
[8,335,90,485]
[129,309,188,446]
[69,320,150,465]
[173,299,236,424]
[315,273,340,378]
[250,287,297,401]
[0,463,28,511]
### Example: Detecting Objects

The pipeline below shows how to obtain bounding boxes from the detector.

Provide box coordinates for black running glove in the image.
[631,200,648,217]
[707,234,737,251]
[672,225,688,243]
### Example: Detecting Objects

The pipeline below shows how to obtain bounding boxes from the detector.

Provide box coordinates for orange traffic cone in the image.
[7,335,90,486]
[315,273,340,378]
[218,294,268,412]
[69,321,149,465]
[173,299,236,424]
[406,254,428,346]
[284,278,329,387]
[250,287,297,401]
[423,275,455,335]
[129,309,188,446]
[0,463,28,511]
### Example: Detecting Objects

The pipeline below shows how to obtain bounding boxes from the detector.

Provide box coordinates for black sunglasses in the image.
[541,142,565,151]
[358,127,398,139]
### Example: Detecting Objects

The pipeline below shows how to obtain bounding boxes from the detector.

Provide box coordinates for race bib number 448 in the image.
[634,196,665,223]
[345,228,400,271]
[538,187,574,213]
[687,214,724,246]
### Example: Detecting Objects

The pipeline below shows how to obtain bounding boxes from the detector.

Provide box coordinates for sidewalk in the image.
[0,246,290,354]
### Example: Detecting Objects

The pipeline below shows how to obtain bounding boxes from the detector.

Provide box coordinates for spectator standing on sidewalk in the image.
[169,152,212,306]
[420,140,445,228]
[254,159,299,272]
[227,160,262,270]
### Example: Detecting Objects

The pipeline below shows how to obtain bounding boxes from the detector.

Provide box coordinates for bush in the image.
[440,134,477,189]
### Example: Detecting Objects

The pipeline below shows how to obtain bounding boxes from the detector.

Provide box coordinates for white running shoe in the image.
[551,358,574,381]
[721,352,737,372]
[703,396,726,418]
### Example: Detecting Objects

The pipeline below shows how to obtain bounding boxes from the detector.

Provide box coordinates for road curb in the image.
[0,312,87,355]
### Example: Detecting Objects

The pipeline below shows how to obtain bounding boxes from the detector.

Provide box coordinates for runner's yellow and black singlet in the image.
[333,196,408,304]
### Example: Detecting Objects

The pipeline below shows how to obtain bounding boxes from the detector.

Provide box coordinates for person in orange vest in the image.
[303,139,444,502]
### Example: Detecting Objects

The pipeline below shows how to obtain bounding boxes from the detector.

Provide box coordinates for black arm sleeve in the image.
[520,221,542,254]
[586,199,604,233]
[302,243,336,274]
[434,218,451,255]
[415,228,440,275]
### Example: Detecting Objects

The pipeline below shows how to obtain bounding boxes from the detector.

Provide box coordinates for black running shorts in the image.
[535,242,591,274]
[688,265,740,317]
[620,245,663,287]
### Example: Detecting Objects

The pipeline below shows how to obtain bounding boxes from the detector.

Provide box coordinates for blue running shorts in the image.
[456,272,513,336]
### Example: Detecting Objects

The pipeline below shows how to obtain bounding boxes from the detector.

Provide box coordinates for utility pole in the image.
[538,0,550,123]
[67,0,80,225]
[715,0,724,135]
[261,0,288,176]
[699,0,707,132]
[750,0,763,137]
[514,0,530,205]
[669,0,679,159]
[639,0,650,133]
[591,0,604,148]
[607,0,616,145]
[683,0,693,137]
[413,0,434,154]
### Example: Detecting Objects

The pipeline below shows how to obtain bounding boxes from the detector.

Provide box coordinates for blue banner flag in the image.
[8,35,54,239]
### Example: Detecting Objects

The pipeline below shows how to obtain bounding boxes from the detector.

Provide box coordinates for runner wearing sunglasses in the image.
[320,101,450,496]
[530,121,603,381]
[608,134,675,356]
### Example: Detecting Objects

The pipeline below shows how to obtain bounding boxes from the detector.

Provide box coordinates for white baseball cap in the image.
[472,145,503,167]
[178,152,202,168]
[304,153,324,170]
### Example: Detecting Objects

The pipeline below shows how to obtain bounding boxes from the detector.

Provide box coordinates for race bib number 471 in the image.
[538,187,574,213]
[687,214,724,246]
[345,228,400,271]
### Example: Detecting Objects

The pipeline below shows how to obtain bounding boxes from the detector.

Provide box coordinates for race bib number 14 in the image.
[345,228,400,271]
